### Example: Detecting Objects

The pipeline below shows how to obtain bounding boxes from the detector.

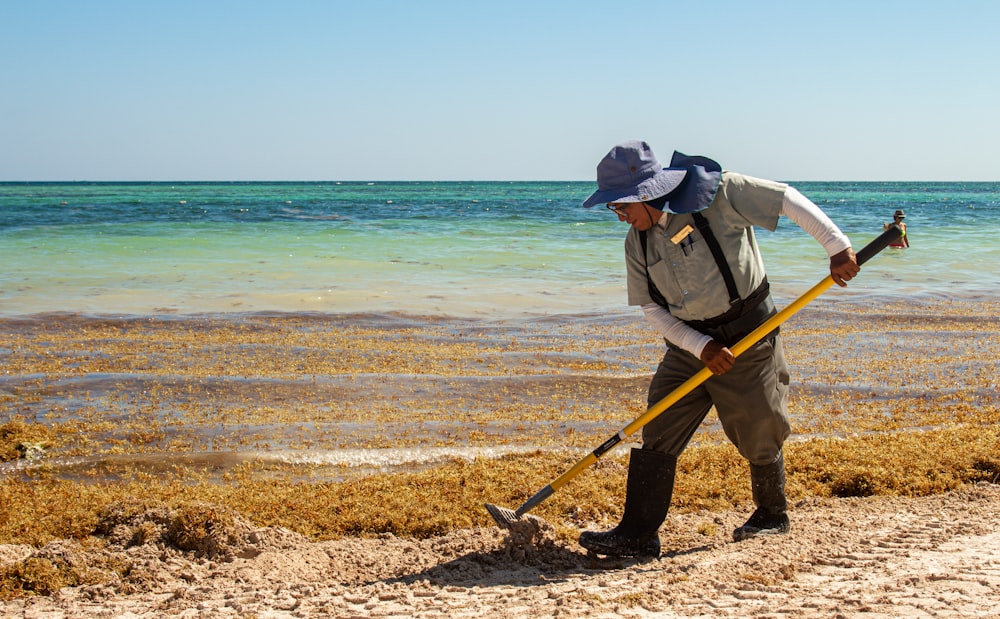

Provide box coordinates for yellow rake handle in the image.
[508,224,902,517]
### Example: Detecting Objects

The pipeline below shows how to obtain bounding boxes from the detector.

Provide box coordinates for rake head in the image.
[484,503,521,529]
[485,486,553,529]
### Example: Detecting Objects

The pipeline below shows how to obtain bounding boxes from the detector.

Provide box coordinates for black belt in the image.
[683,279,778,348]
[685,277,771,330]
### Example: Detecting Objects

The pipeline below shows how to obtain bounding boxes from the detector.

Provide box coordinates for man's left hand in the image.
[701,340,735,375]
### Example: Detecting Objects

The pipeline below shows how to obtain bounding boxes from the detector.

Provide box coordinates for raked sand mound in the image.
[2,483,999,618]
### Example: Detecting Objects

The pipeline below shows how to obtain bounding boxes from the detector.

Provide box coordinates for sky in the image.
[2,1,998,182]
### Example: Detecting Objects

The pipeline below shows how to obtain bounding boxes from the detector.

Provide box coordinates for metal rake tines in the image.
[485,503,521,529]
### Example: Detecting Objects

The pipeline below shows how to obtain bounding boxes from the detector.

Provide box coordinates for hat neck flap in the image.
[662,151,722,214]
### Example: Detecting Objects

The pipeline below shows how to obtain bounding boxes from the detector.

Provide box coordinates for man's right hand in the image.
[830,248,859,287]
[700,340,735,375]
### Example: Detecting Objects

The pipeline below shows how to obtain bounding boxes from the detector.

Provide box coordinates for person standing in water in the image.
[885,210,909,248]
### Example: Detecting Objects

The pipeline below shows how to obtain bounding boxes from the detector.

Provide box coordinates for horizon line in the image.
[3,178,998,184]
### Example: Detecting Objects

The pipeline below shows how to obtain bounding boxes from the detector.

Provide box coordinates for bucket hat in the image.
[582,140,687,208]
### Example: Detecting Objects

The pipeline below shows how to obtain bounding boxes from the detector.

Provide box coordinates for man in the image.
[579,140,859,558]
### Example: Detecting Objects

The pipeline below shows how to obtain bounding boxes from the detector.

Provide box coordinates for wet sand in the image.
[3,297,997,474]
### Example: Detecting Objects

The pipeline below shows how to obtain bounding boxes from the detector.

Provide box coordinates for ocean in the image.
[3,181,998,318]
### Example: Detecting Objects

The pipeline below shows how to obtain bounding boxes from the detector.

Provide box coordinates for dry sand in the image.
[2,483,999,618]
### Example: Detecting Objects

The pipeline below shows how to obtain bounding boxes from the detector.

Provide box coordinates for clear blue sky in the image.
[2,1,997,181]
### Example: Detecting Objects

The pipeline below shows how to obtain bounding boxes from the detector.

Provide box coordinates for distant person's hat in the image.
[894,209,906,218]
[582,140,687,208]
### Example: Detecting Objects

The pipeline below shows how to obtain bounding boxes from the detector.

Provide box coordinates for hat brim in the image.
[582,168,687,208]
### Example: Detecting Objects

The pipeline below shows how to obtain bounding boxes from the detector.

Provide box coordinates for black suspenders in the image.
[691,212,740,305]
[638,229,670,309]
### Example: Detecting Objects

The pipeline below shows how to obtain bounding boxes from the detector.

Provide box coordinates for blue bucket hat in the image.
[583,141,722,215]
[581,140,687,208]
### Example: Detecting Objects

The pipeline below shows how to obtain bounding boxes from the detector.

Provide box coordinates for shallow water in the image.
[2,181,998,317]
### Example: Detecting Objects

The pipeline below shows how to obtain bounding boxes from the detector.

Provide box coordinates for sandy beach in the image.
[2,484,999,618]
[2,297,999,617]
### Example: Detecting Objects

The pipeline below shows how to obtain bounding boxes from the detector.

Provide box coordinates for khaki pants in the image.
[641,335,790,465]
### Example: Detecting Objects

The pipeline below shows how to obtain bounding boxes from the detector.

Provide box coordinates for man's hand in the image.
[700,340,735,375]
[830,248,860,287]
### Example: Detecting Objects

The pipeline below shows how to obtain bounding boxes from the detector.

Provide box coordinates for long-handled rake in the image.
[486,225,903,529]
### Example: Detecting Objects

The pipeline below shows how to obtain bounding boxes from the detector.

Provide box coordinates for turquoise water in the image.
[2,181,998,318]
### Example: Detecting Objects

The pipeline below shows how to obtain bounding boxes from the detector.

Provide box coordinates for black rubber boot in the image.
[733,451,790,541]
[579,448,676,558]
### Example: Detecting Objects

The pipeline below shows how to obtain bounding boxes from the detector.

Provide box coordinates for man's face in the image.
[607,202,657,231]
